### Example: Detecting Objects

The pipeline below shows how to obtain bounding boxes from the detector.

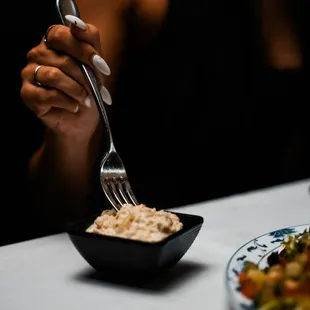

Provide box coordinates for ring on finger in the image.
[44,25,56,48]
[34,65,43,87]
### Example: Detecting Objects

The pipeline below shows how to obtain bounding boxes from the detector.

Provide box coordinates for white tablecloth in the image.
[0,180,309,310]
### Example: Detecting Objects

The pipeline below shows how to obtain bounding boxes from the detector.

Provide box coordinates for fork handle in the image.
[80,65,115,151]
[56,0,115,152]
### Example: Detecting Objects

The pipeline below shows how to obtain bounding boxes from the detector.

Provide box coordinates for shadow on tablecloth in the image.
[72,260,210,293]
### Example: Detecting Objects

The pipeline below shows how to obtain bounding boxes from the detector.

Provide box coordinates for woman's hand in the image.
[20,15,112,139]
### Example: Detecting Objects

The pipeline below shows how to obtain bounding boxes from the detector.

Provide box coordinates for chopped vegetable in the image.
[239,228,310,310]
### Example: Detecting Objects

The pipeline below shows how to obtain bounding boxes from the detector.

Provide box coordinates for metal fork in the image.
[84,68,139,211]
[57,0,139,211]
[85,68,139,211]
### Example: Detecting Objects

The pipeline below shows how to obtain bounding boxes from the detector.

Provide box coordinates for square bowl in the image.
[67,211,204,277]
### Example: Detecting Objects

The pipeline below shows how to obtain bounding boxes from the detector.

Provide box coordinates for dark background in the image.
[1,1,309,246]
[4,0,310,196]
[1,1,56,245]
[4,1,57,163]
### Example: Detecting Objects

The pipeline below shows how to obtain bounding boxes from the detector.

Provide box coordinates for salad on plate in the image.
[238,228,310,310]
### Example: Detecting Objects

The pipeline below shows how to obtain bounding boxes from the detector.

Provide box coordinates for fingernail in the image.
[100,86,112,105]
[74,104,79,113]
[84,96,92,108]
[65,15,87,31]
[92,55,111,76]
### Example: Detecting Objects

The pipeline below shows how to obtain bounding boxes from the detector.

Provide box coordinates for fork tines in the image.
[103,177,138,211]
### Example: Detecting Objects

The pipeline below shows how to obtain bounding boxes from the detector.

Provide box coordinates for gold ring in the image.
[44,25,57,48]
[34,65,43,86]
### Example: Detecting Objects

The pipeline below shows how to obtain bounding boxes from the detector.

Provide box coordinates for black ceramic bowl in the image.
[67,211,204,277]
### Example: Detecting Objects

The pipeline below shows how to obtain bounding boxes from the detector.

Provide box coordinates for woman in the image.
[20,0,310,235]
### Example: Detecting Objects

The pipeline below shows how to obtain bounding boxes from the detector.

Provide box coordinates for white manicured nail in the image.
[92,55,111,76]
[84,96,92,108]
[65,15,87,31]
[74,104,79,113]
[100,86,112,105]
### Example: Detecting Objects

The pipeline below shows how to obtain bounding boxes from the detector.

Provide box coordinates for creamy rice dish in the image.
[86,204,183,242]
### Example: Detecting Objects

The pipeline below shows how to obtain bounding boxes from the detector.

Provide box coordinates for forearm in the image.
[28,126,103,232]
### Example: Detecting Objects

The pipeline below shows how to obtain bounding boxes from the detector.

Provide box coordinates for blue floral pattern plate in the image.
[225,224,310,310]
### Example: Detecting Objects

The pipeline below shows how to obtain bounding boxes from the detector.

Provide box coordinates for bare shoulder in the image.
[74,0,134,89]
[75,0,168,23]
[75,0,131,21]
[127,0,169,49]
[134,0,169,25]
[73,0,169,84]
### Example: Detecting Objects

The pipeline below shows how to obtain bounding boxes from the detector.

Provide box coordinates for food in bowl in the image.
[86,204,183,242]
[238,228,310,310]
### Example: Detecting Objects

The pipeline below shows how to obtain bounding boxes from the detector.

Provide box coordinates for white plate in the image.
[225,224,310,310]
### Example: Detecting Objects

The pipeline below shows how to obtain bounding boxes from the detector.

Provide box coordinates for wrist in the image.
[45,129,92,152]
[47,118,103,150]
[43,124,103,167]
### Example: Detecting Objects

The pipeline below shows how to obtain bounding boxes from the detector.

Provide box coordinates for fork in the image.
[85,69,139,211]
[57,0,139,212]
[84,69,139,211]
